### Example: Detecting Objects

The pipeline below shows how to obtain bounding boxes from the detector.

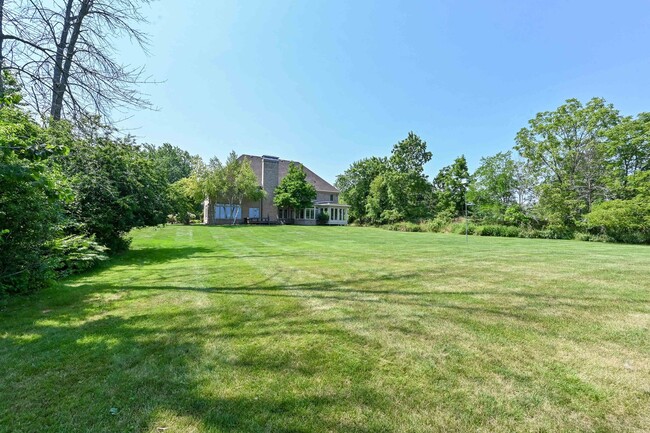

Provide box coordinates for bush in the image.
[422,214,452,232]
[0,163,62,294]
[379,209,403,224]
[58,132,170,254]
[450,220,476,235]
[48,234,109,277]
[518,227,574,240]
[316,211,330,225]
[474,225,521,237]
[385,222,422,232]
[585,198,650,244]
[573,232,616,243]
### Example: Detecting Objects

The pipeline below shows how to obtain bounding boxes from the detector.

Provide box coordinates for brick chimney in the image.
[261,155,279,218]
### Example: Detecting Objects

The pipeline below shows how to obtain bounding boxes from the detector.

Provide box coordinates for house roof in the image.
[239,155,339,193]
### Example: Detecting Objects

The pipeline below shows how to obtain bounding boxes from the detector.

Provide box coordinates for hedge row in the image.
[382,219,627,243]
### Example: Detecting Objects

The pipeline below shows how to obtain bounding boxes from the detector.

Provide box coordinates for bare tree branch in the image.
[0,0,156,124]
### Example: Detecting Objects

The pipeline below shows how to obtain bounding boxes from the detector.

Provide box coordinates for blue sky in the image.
[117,0,650,184]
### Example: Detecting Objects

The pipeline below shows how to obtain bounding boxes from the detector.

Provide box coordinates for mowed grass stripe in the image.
[0,225,649,432]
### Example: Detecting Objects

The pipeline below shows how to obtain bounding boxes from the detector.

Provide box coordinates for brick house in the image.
[204,155,350,225]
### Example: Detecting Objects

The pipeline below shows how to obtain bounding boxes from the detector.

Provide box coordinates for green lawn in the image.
[1,226,649,432]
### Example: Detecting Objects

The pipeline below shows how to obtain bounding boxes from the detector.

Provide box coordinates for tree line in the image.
[0,96,203,296]
[336,98,649,243]
[0,0,177,297]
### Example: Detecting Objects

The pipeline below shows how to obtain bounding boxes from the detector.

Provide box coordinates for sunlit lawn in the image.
[1,225,649,432]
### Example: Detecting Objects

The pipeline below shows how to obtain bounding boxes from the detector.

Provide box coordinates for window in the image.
[330,194,334,201]
[215,204,241,220]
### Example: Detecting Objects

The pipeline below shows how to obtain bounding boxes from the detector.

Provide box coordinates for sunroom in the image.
[283,203,350,226]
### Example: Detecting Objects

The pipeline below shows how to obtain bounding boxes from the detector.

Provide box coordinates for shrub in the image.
[573,232,591,242]
[573,232,616,243]
[48,234,109,277]
[450,220,476,235]
[422,214,452,232]
[585,198,650,244]
[517,227,574,240]
[0,150,62,297]
[475,225,521,237]
[379,209,403,224]
[316,211,330,225]
[386,222,422,232]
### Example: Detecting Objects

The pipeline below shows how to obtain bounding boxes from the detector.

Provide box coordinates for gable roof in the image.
[239,155,339,193]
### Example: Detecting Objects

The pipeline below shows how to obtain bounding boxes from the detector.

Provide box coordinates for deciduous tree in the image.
[273,162,316,218]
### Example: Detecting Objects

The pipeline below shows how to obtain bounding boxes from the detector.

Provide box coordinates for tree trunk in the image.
[51,0,91,120]
[206,198,215,225]
[0,0,5,98]
[50,0,74,119]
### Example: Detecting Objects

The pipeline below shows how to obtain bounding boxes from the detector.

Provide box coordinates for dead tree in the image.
[0,0,155,122]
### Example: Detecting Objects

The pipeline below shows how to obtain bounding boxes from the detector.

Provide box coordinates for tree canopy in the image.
[273,162,317,212]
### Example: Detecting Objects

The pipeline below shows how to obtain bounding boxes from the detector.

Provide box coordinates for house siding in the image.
[316,192,338,203]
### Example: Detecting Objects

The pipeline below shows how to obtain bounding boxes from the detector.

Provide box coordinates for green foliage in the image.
[422,213,453,232]
[146,143,196,184]
[468,151,524,223]
[167,177,200,224]
[197,152,266,224]
[385,221,422,232]
[603,113,650,199]
[0,104,67,295]
[474,225,521,237]
[274,162,317,212]
[337,99,648,243]
[518,227,574,240]
[316,211,330,225]
[503,204,530,226]
[432,155,469,217]
[0,155,63,295]
[48,234,109,276]
[57,127,170,252]
[348,132,432,224]
[386,132,433,220]
[515,98,620,228]
[586,198,650,244]
[365,174,390,224]
[335,156,387,223]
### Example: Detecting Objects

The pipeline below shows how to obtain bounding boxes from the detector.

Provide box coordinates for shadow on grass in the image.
[0,285,388,432]
[2,234,648,432]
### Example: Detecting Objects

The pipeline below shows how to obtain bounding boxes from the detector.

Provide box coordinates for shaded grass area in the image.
[1,225,649,432]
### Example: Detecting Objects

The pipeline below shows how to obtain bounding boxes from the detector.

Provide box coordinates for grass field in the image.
[1,225,649,432]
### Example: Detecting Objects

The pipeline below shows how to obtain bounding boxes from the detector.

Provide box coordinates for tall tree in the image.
[468,151,518,223]
[335,132,432,223]
[146,142,196,184]
[0,0,153,121]
[335,156,387,223]
[515,98,620,228]
[432,155,469,217]
[195,152,265,225]
[273,162,316,218]
[386,132,433,220]
[56,119,169,251]
[604,112,650,199]
[221,152,265,224]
